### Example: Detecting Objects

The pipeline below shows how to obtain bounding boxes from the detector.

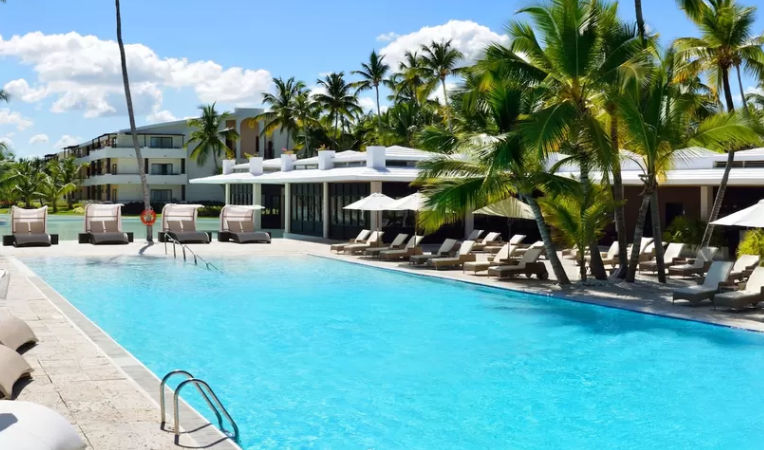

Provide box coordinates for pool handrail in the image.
[163,234,221,272]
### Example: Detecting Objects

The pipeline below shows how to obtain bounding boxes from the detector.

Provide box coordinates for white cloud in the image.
[146,108,177,124]
[0,136,13,149]
[358,96,377,113]
[308,84,327,99]
[0,31,274,118]
[428,82,458,105]
[0,108,33,130]
[376,32,399,42]
[53,134,81,149]
[379,20,509,68]
[29,134,49,145]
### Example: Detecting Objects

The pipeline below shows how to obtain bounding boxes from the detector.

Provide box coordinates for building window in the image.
[151,189,173,203]
[149,137,173,148]
[150,163,173,175]
[328,183,370,240]
[290,183,323,236]
[230,184,253,205]
[112,190,118,203]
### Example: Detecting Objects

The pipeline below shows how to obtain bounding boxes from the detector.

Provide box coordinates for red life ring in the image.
[140,209,157,226]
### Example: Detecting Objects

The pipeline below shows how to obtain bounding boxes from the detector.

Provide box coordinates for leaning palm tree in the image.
[351,50,391,131]
[313,72,362,149]
[674,0,764,247]
[619,51,761,283]
[253,77,304,151]
[116,0,152,242]
[420,40,464,133]
[500,0,649,279]
[292,90,322,157]
[185,103,240,172]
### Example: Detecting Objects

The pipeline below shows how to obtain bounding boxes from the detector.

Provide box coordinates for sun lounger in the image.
[0,316,37,351]
[364,233,408,258]
[343,231,384,254]
[592,242,619,268]
[0,401,87,449]
[466,229,484,241]
[0,344,32,398]
[81,204,130,245]
[668,246,718,277]
[513,241,544,258]
[639,243,685,273]
[166,220,211,244]
[409,239,458,265]
[3,206,57,247]
[487,248,548,280]
[473,232,502,251]
[330,230,370,252]
[727,254,761,282]
[463,243,514,274]
[672,261,734,305]
[380,236,424,260]
[430,241,476,270]
[713,266,764,310]
[88,220,130,245]
[226,220,271,243]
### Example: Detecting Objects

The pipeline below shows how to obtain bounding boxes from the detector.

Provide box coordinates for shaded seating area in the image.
[79,204,132,245]
[672,261,733,306]
[639,243,685,273]
[668,246,718,278]
[218,205,271,244]
[487,248,548,280]
[160,204,211,244]
[3,206,57,247]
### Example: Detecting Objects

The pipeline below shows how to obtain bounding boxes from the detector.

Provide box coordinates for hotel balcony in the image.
[81,173,188,187]
[74,146,187,164]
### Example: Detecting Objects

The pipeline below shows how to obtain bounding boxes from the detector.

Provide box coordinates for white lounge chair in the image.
[466,229,484,241]
[331,229,371,252]
[343,231,384,254]
[364,233,408,258]
[487,248,548,280]
[5,206,54,247]
[591,242,619,268]
[463,243,514,274]
[431,240,476,270]
[668,246,718,277]
[640,243,685,273]
[0,401,86,449]
[409,239,458,265]
[473,232,502,251]
[82,204,130,245]
[713,266,764,310]
[672,261,734,305]
[727,254,761,282]
[161,204,210,244]
[380,236,424,261]
[219,205,271,243]
[0,316,38,351]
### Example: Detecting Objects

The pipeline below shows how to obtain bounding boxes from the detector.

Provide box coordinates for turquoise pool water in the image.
[25,255,764,449]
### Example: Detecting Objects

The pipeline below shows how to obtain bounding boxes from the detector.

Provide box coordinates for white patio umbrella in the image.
[388,192,433,236]
[344,192,395,232]
[473,197,535,238]
[711,199,764,228]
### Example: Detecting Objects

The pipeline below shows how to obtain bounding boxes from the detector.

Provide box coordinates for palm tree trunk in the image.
[649,190,667,283]
[116,0,152,243]
[736,65,749,112]
[626,188,652,282]
[526,196,571,285]
[610,115,629,279]
[580,162,607,280]
[334,113,339,149]
[635,0,645,42]
[441,77,453,133]
[303,123,311,157]
[375,84,382,132]
[699,67,736,250]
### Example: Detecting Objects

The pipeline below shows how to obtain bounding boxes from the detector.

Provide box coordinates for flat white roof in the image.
[192,166,421,185]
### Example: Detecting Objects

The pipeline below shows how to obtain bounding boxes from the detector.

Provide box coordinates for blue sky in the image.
[0,0,761,157]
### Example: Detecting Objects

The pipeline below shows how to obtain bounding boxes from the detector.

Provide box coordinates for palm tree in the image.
[44,158,79,213]
[746,80,764,109]
[395,51,430,106]
[292,90,322,157]
[11,159,47,207]
[314,72,362,149]
[254,77,304,151]
[619,51,760,282]
[185,103,240,172]
[635,0,646,41]
[420,40,464,133]
[352,50,390,131]
[501,0,648,279]
[674,0,764,247]
[116,0,152,242]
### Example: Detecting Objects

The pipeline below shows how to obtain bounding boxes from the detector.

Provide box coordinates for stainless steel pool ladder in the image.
[159,370,239,443]
[163,235,221,272]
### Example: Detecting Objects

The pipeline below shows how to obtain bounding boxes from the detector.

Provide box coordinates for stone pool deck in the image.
[1,237,763,449]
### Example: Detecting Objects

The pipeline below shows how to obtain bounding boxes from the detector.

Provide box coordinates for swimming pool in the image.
[25,255,764,449]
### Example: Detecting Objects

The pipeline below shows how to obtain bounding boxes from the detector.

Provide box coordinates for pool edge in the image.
[10,256,244,450]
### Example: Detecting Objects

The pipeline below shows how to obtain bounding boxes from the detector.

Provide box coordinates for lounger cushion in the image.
[167,220,183,232]
[90,232,129,245]
[28,221,45,234]
[90,221,106,233]
[0,401,86,450]
[232,231,270,243]
[179,220,196,232]
[240,221,256,233]
[103,220,120,232]
[171,231,210,244]
[0,316,38,351]
[14,233,51,247]
[713,291,761,309]
[672,285,717,303]
[0,344,32,398]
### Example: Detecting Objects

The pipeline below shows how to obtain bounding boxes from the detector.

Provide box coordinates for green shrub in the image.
[662,216,723,247]
[737,229,764,263]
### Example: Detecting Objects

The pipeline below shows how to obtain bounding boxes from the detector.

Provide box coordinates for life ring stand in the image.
[140,209,157,226]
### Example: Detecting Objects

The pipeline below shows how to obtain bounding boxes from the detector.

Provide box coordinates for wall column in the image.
[284,183,291,233]
[253,184,262,229]
[370,181,382,231]
[322,182,330,239]
[700,185,713,221]
[464,205,475,239]
[225,184,231,206]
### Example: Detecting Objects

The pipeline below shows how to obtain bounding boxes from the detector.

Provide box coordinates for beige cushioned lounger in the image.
[409,239,458,265]
[431,240,476,270]
[672,261,733,305]
[668,247,718,277]
[0,316,38,351]
[0,344,32,398]
[713,266,764,310]
[463,243,513,274]
[640,243,685,273]
[364,233,408,257]
[330,230,370,252]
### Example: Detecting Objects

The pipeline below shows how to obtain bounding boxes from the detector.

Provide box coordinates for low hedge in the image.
[121,201,224,217]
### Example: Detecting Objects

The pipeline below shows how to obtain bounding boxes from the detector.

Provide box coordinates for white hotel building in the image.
[60,108,290,204]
